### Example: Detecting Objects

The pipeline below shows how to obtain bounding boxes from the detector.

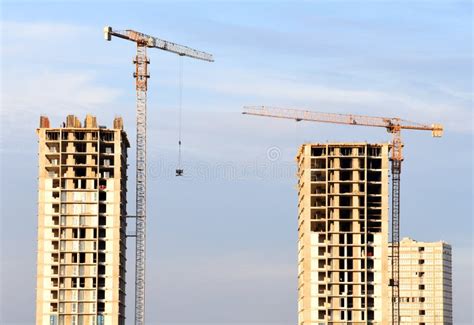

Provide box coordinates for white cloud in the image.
[1,21,90,40]
[1,69,120,122]
[0,21,124,147]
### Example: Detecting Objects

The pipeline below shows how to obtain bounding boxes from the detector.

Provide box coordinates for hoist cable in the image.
[178,55,183,168]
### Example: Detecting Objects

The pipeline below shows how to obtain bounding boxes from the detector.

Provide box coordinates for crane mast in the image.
[105,26,213,325]
[243,105,442,325]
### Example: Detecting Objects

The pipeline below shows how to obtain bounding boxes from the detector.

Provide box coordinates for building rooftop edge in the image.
[299,142,391,146]
[37,114,130,147]
[38,114,126,131]
[389,237,451,246]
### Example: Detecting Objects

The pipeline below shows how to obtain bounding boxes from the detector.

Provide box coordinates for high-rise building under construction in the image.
[296,143,390,324]
[389,238,453,324]
[35,115,129,325]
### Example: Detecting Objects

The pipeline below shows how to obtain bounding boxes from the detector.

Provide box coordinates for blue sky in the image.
[1,1,472,324]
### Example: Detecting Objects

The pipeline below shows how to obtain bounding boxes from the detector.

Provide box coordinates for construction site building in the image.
[35,115,129,325]
[296,143,390,324]
[389,238,453,324]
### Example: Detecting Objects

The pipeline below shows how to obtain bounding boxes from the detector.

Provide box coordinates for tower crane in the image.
[104,26,213,325]
[242,105,443,324]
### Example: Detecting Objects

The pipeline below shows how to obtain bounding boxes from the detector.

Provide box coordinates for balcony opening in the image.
[367,246,374,257]
[347,234,353,244]
[368,310,374,321]
[340,209,351,219]
[368,147,381,156]
[312,158,326,169]
[311,221,326,232]
[340,170,352,181]
[340,158,352,168]
[367,272,374,282]
[368,159,381,169]
[340,222,352,232]
[367,171,381,182]
[46,131,60,141]
[347,284,353,295]
[318,310,325,320]
[311,184,326,194]
[340,184,352,194]
[367,183,381,194]
[340,196,351,206]
[367,259,374,270]
[347,259,353,270]
[73,179,86,189]
[74,143,87,153]
[312,210,326,220]
[347,246,353,257]
[347,299,353,311]
[100,132,114,141]
[368,297,374,308]
[318,260,325,268]
[74,132,85,140]
[311,171,326,182]
[312,197,326,207]
[311,147,326,156]
[75,168,86,177]
[75,155,86,165]
[340,148,352,156]
[368,284,374,295]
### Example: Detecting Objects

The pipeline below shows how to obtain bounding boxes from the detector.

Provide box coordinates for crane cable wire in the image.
[177,55,183,171]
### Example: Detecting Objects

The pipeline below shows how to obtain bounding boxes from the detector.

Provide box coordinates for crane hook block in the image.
[176,169,184,177]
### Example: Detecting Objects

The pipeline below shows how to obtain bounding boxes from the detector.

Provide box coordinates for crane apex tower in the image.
[105,26,213,325]
[35,115,129,325]
[296,143,390,324]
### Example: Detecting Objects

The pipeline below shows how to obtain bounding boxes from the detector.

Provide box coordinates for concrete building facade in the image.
[35,115,129,325]
[389,238,453,324]
[296,143,390,324]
